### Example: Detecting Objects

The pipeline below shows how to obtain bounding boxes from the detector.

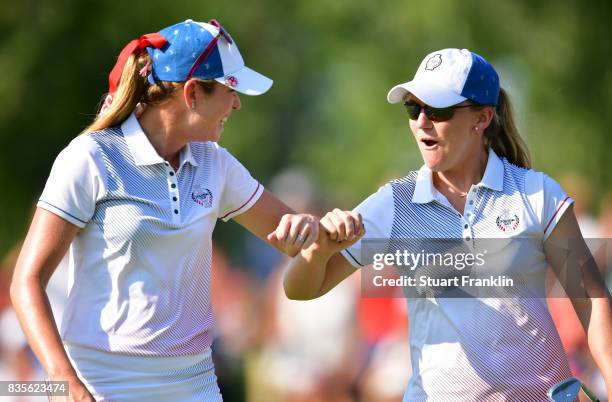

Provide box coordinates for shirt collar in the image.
[411,148,504,204]
[121,113,198,167]
[179,141,198,167]
[412,164,437,204]
[477,148,504,192]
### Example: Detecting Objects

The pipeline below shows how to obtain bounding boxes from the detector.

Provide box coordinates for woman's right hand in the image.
[312,208,365,254]
[48,376,95,402]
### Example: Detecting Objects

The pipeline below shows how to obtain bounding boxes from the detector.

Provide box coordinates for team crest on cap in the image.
[496,209,519,232]
[225,75,238,88]
[425,54,442,71]
[192,188,213,207]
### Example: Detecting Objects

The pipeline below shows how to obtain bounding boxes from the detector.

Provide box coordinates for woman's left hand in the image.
[267,213,320,257]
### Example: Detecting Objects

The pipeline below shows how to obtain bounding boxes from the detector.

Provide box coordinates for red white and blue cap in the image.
[387,48,499,108]
[106,19,272,101]
[146,20,272,95]
[147,19,272,95]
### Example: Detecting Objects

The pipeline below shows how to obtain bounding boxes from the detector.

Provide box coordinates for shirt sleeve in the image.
[341,183,394,268]
[37,135,107,228]
[525,170,574,241]
[217,146,264,222]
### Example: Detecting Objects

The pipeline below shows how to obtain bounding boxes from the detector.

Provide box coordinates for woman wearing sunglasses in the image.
[282,48,611,401]
[9,19,323,401]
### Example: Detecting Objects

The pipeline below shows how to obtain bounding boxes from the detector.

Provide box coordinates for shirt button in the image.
[169,171,175,176]
[464,224,468,229]
[469,200,474,205]
[173,197,178,201]
[164,162,169,166]
[171,184,176,189]
[174,209,179,214]
[465,236,471,241]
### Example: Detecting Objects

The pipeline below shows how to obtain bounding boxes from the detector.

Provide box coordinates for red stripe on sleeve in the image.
[220,183,261,220]
[544,196,570,234]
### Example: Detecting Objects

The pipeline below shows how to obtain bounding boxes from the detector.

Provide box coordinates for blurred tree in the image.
[0,0,610,258]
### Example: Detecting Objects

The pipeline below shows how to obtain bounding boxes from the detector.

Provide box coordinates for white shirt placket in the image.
[164,161,181,223]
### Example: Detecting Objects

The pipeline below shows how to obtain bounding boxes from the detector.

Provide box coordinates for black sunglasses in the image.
[403,100,475,122]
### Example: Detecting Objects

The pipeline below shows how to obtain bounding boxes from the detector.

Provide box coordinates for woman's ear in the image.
[183,79,198,110]
[476,106,495,131]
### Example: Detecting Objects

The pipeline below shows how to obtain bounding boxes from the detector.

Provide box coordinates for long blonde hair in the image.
[483,88,531,168]
[83,52,215,134]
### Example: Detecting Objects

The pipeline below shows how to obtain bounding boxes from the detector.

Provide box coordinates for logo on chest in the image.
[496,209,520,232]
[192,188,213,208]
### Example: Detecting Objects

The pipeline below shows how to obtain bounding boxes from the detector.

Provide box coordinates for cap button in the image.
[185,19,193,23]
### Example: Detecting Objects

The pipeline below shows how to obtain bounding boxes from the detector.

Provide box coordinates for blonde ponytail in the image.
[83,53,149,133]
[483,88,531,168]
[82,51,217,134]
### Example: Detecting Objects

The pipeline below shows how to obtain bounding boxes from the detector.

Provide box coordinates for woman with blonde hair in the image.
[283,48,611,401]
[11,19,320,401]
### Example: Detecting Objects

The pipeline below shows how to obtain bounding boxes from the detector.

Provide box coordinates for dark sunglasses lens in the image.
[403,102,459,122]
[403,102,421,120]
[428,107,455,122]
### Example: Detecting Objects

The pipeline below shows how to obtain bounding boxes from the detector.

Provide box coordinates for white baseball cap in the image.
[387,48,500,108]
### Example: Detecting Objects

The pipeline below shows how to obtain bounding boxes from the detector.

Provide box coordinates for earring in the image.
[191,101,196,110]
[474,126,479,131]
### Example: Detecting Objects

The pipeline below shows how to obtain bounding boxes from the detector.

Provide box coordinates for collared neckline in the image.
[179,140,198,167]
[476,148,503,191]
[121,113,199,168]
[412,148,504,204]
[412,164,437,204]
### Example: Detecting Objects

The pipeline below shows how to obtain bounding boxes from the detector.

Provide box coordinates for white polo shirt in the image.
[342,149,573,402]
[38,113,263,356]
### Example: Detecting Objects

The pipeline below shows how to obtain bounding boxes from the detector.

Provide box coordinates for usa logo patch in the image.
[425,54,442,71]
[496,209,519,232]
[225,75,238,88]
[192,188,213,207]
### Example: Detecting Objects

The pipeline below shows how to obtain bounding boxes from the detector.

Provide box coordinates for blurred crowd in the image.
[0,169,610,402]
